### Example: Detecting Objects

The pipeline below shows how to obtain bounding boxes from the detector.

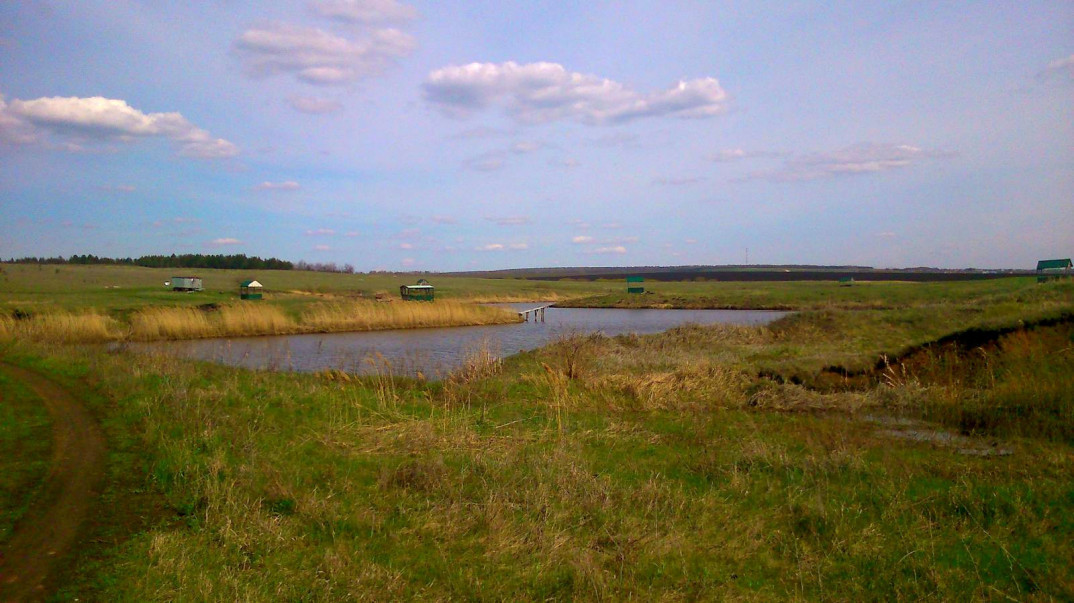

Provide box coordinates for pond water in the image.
[125,305,788,378]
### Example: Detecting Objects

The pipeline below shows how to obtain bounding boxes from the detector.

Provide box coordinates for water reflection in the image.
[128,305,788,377]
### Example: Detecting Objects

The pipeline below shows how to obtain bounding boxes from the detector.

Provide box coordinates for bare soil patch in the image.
[0,365,106,602]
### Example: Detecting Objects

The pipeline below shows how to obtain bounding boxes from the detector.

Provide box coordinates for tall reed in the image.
[1,311,122,343]
[300,300,518,332]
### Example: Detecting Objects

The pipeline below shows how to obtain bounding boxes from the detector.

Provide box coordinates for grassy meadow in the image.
[0,265,543,342]
[0,267,1072,600]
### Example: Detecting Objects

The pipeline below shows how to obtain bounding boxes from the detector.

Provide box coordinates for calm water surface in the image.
[128,305,788,377]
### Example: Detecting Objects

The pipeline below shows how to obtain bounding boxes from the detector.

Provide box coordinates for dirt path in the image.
[0,365,106,603]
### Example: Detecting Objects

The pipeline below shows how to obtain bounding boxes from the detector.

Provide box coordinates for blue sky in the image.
[1,1,1071,270]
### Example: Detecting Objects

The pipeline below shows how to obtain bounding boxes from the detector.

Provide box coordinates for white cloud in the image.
[431,215,457,224]
[309,0,418,23]
[1038,54,1074,82]
[511,140,542,153]
[745,143,944,182]
[591,246,627,254]
[314,244,332,251]
[463,152,505,172]
[424,61,728,125]
[401,258,415,266]
[256,180,301,191]
[234,23,415,85]
[345,230,361,237]
[100,184,136,193]
[572,235,594,244]
[485,216,531,226]
[210,237,243,246]
[709,148,782,163]
[305,228,336,236]
[476,242,527,251]
[653,176,705,186]
[0,93,238,159]
[288,96,342,114]
[399,242,413,249]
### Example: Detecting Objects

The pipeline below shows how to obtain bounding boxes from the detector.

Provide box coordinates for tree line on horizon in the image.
[4,254,294,270]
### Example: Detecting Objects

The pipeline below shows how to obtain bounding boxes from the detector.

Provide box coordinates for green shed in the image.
[240,280,263,300]
[839,276,854,286]
[626,276,645,294]
[1036,258,1072,283]
[400,283,434,301]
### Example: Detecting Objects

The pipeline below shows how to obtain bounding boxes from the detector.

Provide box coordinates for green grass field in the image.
[1,266,1071,600]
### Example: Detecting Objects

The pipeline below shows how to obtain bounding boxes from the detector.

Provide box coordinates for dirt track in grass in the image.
[0,364,106,602]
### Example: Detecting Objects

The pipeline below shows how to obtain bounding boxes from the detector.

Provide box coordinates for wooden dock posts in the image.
[518,304,551,322]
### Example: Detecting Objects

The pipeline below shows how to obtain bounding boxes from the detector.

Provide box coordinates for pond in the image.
[126,305,789,378]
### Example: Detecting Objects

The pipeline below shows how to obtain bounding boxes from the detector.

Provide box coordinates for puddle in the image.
[864,415,1013,457]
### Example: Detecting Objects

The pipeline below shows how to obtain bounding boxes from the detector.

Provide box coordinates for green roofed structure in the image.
[626,276,645,294]
[1036,258,1072,283]
[400,282,434,301]
[240,280,263,300]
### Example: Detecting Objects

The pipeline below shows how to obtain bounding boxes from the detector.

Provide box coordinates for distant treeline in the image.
[5,254,294,270]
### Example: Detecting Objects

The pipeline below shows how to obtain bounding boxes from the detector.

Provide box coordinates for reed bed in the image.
[3,300,520,343]
[299,300,518,332]
[0,310,121,343]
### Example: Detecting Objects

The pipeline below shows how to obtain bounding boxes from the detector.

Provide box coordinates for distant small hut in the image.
[1036,258,1072,283]
[626,276,645,294]
[400,281,434,301]
[171,276,203,292]
[839,276,855,287]
[240,280,263,300]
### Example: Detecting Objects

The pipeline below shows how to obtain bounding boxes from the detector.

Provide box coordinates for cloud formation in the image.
[746,143,942,182]
[234,23,415,85]
[653,176,705,186]
[0,93,238,159]
[256,180,301,190]
[210,238,243,246]
[485,216,531,226]
[710,148,779,162]
[288,96,342,114]
[424,62,728,125]
[1038,54,1074,82]
[309,0,418,23]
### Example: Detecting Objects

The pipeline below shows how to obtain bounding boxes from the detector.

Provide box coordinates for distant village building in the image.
[627,276,645,294]
[240,280,263,300]
[171,276,203,292]
[400,280,434,301]
[839,276,855,286]
[1036,258,1072,283]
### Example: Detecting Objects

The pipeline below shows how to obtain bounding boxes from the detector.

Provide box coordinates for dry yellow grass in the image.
[3,300,519,343]
[217,304,293,336]
[129,307,217,340]
[300,300,518,332]
[0,311,121,343]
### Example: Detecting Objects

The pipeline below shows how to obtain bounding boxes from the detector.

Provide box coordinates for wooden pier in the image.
[518,304,552,322]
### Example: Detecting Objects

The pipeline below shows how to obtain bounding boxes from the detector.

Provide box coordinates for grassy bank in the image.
[0,367,52,542]
[1,276,1072,599]
[0,300,520,343]
[557,276,1052,310]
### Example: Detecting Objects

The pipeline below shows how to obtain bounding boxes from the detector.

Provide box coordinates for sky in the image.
[0,1,1071,271]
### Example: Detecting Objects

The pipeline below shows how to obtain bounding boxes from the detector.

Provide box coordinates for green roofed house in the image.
[240,280,263,300]
[400,282,434,301]
[1036,258,1072,283]
[626,276,645,294]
